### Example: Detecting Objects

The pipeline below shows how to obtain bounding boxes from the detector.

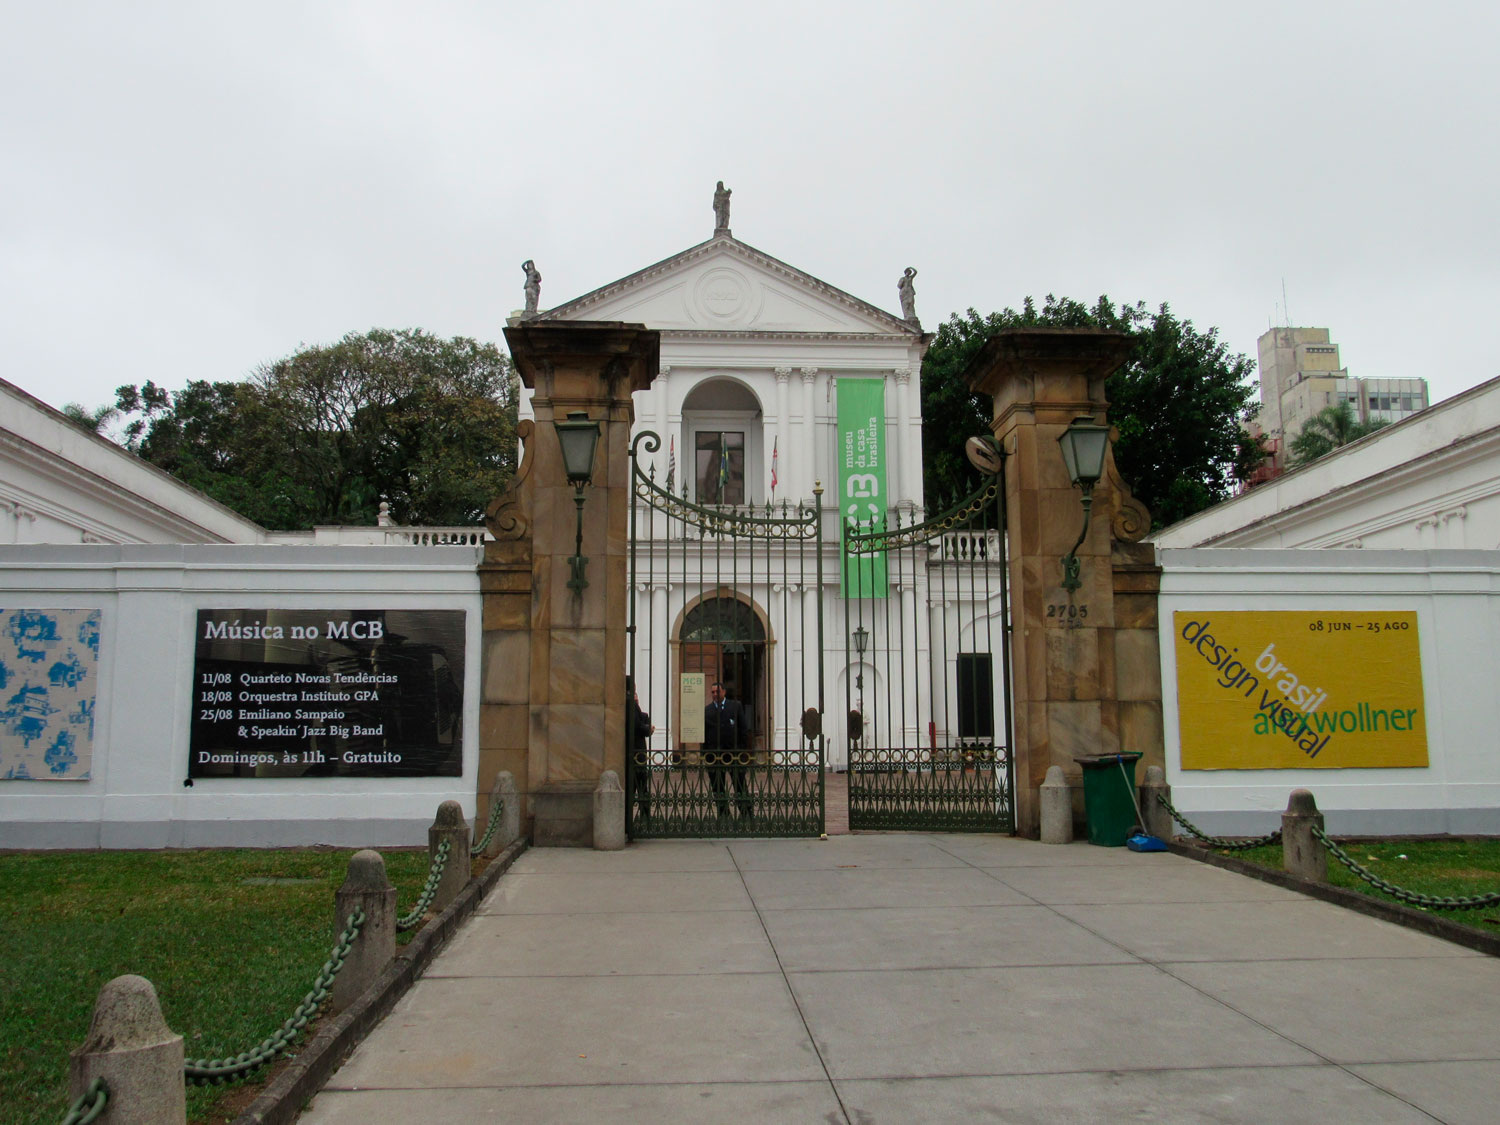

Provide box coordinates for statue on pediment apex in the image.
[713,181,731,233]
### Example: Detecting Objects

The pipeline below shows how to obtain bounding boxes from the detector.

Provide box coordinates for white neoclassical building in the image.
[522,203,1008,778]
[526,225,929,510]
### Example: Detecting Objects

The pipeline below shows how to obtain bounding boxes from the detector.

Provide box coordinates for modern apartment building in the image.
[1257,326,1430,457]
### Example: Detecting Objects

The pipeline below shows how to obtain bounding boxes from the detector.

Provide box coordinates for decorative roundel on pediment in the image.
[694,266,760,324]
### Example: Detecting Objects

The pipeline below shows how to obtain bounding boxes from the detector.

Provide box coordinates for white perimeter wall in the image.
[1159,548,1500,835]
[0,544,482,848]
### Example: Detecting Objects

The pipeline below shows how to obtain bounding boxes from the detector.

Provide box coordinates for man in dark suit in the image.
[627,679,654,824]
[703,680,751,821]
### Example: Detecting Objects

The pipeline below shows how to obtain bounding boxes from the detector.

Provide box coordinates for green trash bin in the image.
[1074,753,1143,847]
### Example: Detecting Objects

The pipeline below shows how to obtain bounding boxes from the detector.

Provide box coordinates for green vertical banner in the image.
[838,377,888,598]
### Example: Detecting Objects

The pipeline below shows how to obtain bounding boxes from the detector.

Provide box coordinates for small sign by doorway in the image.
[680,672,706,743]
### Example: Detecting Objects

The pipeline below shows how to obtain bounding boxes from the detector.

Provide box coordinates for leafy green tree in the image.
[106,329,518,530]
[1289,401,1388,466]
[920,295,1262,528]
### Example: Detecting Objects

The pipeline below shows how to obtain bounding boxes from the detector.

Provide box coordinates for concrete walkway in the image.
[300,835,1500,1123]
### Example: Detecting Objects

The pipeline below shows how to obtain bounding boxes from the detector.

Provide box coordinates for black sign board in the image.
[189,609,465,778]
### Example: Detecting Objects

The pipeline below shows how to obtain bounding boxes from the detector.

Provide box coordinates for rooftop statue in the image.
[898,267,918,323]
[713,181,731,233]
[522,259,541,317]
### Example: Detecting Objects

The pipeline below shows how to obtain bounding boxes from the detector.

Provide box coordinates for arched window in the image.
[681,378,763,506]
[681,597,766,644]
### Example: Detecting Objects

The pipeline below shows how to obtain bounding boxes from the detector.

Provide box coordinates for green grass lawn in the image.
[0,847,437,1125]
[1227,836,1500,933]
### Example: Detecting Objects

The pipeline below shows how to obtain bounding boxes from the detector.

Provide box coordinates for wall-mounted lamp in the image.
[555,411,602,592]
[1056,415,1111,592]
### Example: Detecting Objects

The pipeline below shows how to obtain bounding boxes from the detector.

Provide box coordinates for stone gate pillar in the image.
[480,321,658,845]
[965,329,1165,837]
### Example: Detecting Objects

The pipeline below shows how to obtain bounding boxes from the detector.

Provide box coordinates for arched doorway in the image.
[677,592,770,750]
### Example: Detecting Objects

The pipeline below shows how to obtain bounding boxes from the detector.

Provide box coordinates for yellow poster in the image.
[1174,611,1427,770]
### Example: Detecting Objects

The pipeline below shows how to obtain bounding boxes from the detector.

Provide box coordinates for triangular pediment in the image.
[535,236,918,336]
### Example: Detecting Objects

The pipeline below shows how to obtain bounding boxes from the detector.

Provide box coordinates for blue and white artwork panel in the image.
[0,609,100,780]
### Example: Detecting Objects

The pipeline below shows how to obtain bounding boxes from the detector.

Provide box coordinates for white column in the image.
[893,367,912,507]
[653,366,671,483]
[899,580,921,748]
[770,581,787,748]
[800,368,818,502]
[655,366,670,428]
[632,581,649,692]
[643,581,669,748]
[774,367,791,505]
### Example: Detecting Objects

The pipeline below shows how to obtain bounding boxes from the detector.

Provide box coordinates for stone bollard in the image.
[1139,765,1174,841]
[1282,788,1328,883]
[482,771,521,858]
[594,770,626,850]
[332,850,397,1012]
[70,975,185,1125]
[1039,765,1073,844]
[429,800,472,914]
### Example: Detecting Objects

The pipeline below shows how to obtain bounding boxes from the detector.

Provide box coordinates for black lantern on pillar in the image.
[555,411,602,592]
[1056,415,1110,592]
[852,624,869,737]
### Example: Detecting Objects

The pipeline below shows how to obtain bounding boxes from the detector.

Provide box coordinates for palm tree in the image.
[1290,401,1388,465]
[60,402,119,434]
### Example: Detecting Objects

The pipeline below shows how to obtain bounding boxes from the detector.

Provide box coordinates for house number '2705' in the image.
[1046,603,1089,626]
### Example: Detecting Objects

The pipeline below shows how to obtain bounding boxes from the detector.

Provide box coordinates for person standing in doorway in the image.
[627,678,655,824]
[703,680,750,822]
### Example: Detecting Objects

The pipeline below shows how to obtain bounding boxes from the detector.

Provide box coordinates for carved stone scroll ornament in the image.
[485,419,535,540]
[1105,457,1151,542]
[964,434,1003,477]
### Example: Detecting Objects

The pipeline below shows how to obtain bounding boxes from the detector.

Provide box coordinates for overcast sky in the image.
[4,1,1496,420]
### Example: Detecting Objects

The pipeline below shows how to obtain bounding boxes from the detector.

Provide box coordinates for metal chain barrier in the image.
[184,909,365,1086]
[1312,826,1500,910]
[396,837,451,932]
[471,797,503,855]
[1155,793,1283,851]
[59,1078,108,1125]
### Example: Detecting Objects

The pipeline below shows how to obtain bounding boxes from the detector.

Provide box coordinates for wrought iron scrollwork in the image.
[631,429,820,541]
[844,478,1001,555]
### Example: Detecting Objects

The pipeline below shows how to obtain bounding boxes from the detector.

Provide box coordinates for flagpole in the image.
[718,432,729,504]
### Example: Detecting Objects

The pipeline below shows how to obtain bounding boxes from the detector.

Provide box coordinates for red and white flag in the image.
[666,434,676,491]
[770,436,779,495]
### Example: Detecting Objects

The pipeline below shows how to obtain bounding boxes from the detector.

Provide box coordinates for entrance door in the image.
[680,598,767,749]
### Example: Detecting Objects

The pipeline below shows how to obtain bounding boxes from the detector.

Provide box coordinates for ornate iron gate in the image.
[626,431,825,838]
[842,448,1014,831]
